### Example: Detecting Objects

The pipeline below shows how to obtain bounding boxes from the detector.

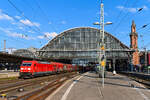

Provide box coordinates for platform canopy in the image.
[12,49,36,58]
[38,27,133,66]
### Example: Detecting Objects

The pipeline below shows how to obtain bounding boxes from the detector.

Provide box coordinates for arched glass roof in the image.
[38,27,133,63]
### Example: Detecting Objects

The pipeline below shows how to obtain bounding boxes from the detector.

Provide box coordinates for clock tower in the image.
[130,20,139,66]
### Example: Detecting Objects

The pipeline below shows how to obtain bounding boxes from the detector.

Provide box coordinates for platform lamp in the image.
[93,21,112,88]
[93,0,112,88]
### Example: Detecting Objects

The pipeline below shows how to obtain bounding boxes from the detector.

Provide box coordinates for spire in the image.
[132,20,135,26]
[130,20,138,37]
[131,20,136,33]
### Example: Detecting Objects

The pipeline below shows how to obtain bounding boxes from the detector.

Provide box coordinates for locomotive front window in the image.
[22,63,32,66]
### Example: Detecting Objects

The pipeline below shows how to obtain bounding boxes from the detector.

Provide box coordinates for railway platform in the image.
[46,71,150,100]
[0,70,19,78]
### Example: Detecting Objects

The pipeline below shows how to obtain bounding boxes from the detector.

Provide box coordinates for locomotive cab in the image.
[19,61,35,78]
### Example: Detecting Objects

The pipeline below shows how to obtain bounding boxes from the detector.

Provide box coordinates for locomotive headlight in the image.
[21,68,24,70]
[28,68,31,70]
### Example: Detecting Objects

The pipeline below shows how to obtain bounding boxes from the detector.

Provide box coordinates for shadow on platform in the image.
[98,80,147,90]
[77,72,148,92]
[106,76,128,81]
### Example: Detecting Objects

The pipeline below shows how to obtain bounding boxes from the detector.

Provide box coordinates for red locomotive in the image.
[19,61,78,78]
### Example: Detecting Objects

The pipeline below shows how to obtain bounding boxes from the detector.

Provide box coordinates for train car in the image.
[19,60,79,78]
[74,65,78,71]
[51,62,64,73]
[19,61,53,78]
[65,64,72,72]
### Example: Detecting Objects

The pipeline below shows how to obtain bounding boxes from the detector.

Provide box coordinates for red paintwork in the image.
[20,61,53,75]
[51,62,64,72]
[20,60,77,78]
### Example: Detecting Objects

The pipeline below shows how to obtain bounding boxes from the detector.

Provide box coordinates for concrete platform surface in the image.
[46,72,150,100]
[0,71,19,78]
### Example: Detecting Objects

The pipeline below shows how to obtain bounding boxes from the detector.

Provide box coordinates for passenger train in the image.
[19,61,78,78]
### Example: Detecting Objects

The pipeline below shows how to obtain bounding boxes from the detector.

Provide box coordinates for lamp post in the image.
[93,0,112,88]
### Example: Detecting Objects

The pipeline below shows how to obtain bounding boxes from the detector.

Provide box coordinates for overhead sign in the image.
[101,60,105,67]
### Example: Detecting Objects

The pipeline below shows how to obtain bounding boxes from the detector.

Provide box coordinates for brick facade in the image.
[130,20,139,66]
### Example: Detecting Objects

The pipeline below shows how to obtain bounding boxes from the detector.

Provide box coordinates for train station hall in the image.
[38,27,134,71]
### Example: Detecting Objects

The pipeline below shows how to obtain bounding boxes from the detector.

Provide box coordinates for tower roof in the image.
[130,20,138,36]
[132,20,135,27]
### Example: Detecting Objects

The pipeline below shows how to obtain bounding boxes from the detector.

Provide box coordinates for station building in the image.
[38,26,135,71]
[0,21,140,71]
[12,47,38,58]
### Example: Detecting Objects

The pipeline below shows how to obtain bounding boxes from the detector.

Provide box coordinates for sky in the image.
[0,0,150,52]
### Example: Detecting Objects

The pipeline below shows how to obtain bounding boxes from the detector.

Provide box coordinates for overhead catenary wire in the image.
[2,11,41,37]
[25,0,57,40]
[110,0,129,32]
[0,28,39,48]
[7,0,45,37]
[22,0,37,20]
[22,1,53,42]
[0,11,46,47]
[137,23,150,31]
[111,0,139,36]
[111,0,146,48]
[7,0,52,43]
[34,0,59,33]
[138,26,150,49]
[0,34,31,49]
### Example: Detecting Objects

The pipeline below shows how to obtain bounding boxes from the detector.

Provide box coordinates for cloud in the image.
[8,32,24,38]
[37,36,44,39]
[0,9,13,21]
[11,22,25,30]
[147,0,150,2]
[20,19,40,27]
[0,27,10,33]
[48,22,52,24]
[116,6,136,13]
[15,16,21,19]
[37,32,58,39]
[12,22,18,25]
[0,27,35,40]
[28,30,35,33]
[143,5,148,10]
[0,14,13,21]
[18,26,23,30]
[116,5,148,13]
[44,32,58,38]
[61,21,66,24]
[7,32,35,40]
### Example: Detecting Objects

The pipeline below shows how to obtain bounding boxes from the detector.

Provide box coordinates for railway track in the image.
[119,72,150,88]
[15,78,67,100]
[0,72,78,100]
[0,74,57,94]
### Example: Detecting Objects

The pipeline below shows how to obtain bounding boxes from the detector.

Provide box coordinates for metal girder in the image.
[38,49,134,52]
